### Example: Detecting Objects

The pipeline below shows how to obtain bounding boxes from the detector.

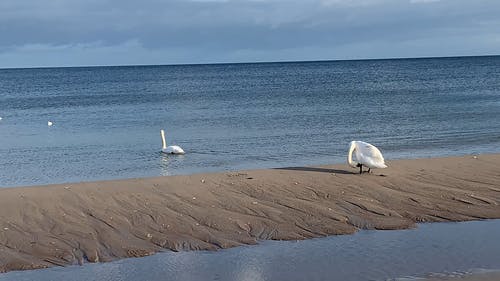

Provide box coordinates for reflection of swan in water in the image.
[159,150,186,176]
[159,156,173,176]
[160,129,185,154]
[347,141,387,174]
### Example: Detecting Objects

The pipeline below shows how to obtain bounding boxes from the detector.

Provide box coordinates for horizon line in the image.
[1,53,499,71]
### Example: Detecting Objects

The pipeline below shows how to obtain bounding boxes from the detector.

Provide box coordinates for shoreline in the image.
[2,152,496,190]
[1,154,500,272]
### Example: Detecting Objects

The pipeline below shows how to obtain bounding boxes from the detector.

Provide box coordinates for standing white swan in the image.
[347,141,387,174]
[160,129,185,154]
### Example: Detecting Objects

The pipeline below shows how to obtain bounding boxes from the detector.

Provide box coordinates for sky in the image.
[0,0,499,68]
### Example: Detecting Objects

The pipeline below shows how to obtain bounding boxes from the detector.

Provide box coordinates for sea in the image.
[1,56,500,280]
[1,55,500,187]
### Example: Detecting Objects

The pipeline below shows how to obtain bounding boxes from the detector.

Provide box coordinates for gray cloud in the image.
[0,0,499,68]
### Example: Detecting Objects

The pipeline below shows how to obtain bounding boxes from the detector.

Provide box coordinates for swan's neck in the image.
[347,141,358,168]
[160,130,167,149]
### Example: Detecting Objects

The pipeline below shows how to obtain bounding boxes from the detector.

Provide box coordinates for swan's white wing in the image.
[163,145,185,154]
[355,141,387,168]
[171,145,185,154]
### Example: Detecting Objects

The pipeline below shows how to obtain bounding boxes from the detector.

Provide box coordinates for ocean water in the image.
[1,56,500,187]
[1,220,500,281]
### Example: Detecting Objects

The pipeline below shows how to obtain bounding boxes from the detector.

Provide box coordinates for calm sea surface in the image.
[1,56,500,187]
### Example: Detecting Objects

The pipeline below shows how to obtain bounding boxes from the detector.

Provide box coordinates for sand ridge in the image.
[0,154,500,272]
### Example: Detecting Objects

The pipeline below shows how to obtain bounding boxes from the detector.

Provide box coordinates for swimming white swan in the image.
[347,141,387,174]
[47,121,53,126]
[160,129,185,154]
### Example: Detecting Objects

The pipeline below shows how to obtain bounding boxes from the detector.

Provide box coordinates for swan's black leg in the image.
[359,164,363,174]
[367,168,371,173]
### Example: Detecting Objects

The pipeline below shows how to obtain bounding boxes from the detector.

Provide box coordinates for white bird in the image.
[347,140,387,174]
[47,121,53,126]
[160,129,185,154]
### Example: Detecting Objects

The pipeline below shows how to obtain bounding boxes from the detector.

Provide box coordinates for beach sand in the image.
[0,154,499,272]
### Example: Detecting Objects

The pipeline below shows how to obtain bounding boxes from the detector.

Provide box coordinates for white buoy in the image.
[48,121,53,126]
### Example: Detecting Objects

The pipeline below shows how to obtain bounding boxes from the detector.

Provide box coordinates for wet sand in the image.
[0,154,499,272]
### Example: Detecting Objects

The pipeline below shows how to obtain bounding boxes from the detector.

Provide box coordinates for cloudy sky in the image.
[0,0,499,68]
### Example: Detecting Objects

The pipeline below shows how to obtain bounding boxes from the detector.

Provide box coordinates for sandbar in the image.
[0,154,499,272]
